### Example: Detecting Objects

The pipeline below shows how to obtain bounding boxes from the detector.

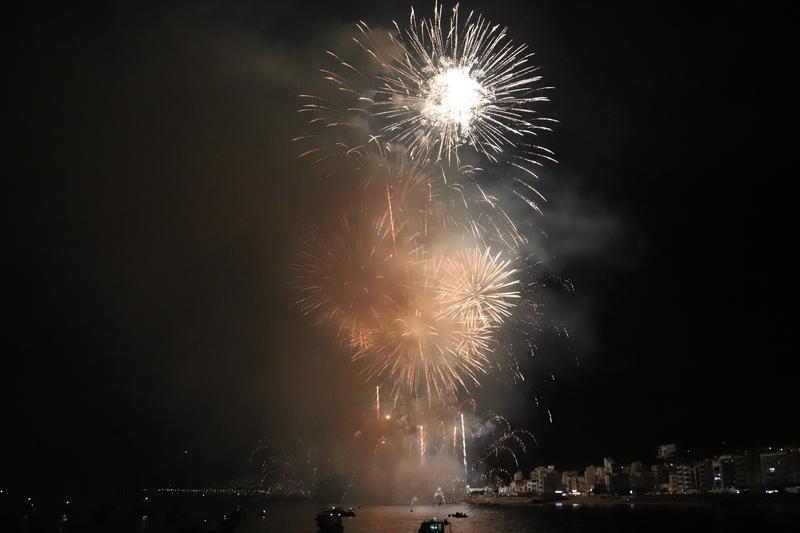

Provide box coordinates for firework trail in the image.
[476,415,537,473]
[460,412,468,479]
[419,425,425,466]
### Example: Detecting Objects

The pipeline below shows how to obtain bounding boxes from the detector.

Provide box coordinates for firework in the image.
[293,190,520,400]
[436,246,520,326]
[476,415,537,474]
[297,2,556,243]
[371,3,556,171]
[295,238,520,400]
[351,257,494,401]
[292,2,558,405]
[376,385,381,421]
[292,205,420,349]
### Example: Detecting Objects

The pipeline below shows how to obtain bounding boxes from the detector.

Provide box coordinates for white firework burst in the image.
[366,1,558,174]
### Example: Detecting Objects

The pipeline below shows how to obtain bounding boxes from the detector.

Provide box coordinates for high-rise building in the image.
[693,459,713,492]
[669,464,695,494]
[651,463,670,488]
[712,454,751,490]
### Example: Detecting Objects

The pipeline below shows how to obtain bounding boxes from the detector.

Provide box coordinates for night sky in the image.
[6,1,794,492]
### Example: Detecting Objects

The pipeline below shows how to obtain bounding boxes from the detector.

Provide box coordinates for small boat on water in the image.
[418,518,451,532]
[316,509,344,532]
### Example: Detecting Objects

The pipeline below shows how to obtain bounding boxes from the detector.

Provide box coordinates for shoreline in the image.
[465,494,800,509]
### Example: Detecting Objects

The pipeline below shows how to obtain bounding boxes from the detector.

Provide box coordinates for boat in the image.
[418,518,451,532]
[327,506,356,517]
[315,509,344,532]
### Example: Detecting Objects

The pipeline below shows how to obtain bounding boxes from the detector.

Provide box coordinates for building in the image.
[531,466,561,495]
[657,444,677,461]
[600,457,630,494]
[669,464,696,494]
[506,471,535,496]
[712,454,751,490]
[561,470,580,494]
[761,449,800,488]
[583,466,603,486]
[581,466,604,492]
[493,443,799,500]
[629,462,654,493]
[693,459,713,492]
[508,478,535,495]
[650,464,670,493]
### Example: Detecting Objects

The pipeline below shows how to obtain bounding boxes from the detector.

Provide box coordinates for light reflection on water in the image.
[250,503,536,533]
[11,496,799,532]
[152,500,796,533]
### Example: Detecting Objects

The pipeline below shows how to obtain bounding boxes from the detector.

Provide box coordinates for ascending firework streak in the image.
[460,413,468,479]
[419,425,425,466]
[376,385,381,421]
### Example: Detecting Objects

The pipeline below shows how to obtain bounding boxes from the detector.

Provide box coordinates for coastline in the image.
[465,493,800,510]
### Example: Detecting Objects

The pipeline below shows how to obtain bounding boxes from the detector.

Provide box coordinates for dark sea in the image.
[5,494,799,532]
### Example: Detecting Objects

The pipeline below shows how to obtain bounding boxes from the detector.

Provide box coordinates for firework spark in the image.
[368,2,556,172]
[436,246,520,326]
[477,416,537,473]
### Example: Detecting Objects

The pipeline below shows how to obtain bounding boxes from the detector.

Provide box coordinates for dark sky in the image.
[6,1,794,491]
